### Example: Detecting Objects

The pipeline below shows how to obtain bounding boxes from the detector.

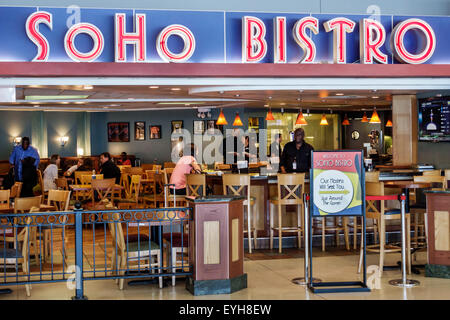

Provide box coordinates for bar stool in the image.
[357,181,411,276]
[269,173,305,253]
[222,174,256,253]
[316,216,350,252]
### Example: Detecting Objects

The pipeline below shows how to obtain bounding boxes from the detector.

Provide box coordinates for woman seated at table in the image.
[43,154,60,191]
[117,152,131,165]
[169,143,202,195]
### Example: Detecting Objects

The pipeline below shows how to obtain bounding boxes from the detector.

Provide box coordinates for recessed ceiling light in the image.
[235,94,240,97]
[171,88,181,91]
[75,101,84,104]
[149,86,159,89]
[34,105,40,108]
[83,85,93,90]
[372,96,379,99]
[268,96,272,99]
[280,103,286,106]
[103,106,108,109]
[436,93,443,97]
[264,104,269,107]
[219,91,224,94]
[61,101,69,104]
[336,93,344,96]
[127,98,134,100]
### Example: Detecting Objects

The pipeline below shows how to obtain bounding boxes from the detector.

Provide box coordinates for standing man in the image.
[280,128,314,173]
[99,152,121,184]
[9,137,40,182]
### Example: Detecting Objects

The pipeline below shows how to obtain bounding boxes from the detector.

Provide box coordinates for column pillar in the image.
[392,95,418,166]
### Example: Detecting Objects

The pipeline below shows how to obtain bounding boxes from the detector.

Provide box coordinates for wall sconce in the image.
[59,136,69,147]
[77,148,84,156]
[13,137,21,145]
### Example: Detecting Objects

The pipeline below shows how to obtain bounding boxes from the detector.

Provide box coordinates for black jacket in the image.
[280,141,314,173]
[100,160,121,184]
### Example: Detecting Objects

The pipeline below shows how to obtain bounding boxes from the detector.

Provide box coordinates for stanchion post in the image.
[71,203,87,300]
[388,193,420,288]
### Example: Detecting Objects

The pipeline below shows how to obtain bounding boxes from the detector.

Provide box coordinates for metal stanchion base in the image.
[291,277,322,285]
[0,288,12,294]
[388,279,420,288]
[71,295,88,300]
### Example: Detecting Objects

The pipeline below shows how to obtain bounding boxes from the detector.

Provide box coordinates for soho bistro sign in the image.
[0,6,448,64]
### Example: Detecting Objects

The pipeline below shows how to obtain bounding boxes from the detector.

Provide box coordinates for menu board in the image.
[419,96,450,142]
[311,151,364,217]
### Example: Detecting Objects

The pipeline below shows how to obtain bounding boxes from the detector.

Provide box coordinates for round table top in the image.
[384,181,432,189]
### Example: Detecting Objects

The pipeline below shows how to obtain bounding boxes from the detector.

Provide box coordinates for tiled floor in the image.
[1,243,449,300]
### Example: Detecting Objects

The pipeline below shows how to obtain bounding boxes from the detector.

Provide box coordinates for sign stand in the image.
[307,150,370,294]
[291,194,322,286]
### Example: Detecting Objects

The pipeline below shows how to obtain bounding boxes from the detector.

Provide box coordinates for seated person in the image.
[117,152,131,165]
[169,143,202,195]
[43,154,60,191]
[64,158,87,177]
[99,152,121,184]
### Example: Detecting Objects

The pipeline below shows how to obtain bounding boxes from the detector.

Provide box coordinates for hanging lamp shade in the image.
[369,108,381,123]
[216,108,228,125]
[386,119,393,127]
[232,112,243,126]
[361,112,369,122]
[295,110,308,125]
[319,113,328,125]
[342,114,350,125]
[266,108,275,121]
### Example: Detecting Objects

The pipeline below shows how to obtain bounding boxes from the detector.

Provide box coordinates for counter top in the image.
[424,189,450,194]
[185,195,246,203]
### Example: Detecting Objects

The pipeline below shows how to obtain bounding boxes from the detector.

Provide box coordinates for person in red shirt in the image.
[117,152,131,165]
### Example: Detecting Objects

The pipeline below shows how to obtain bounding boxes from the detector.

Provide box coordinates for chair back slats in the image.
[276,173,305,205]
[445,169,450,189]
[10,182,22,198]
[164,162,176,169]
[422,170,442,176]
[81,174,104,185]
[55,178,69,190]
[74,171,94,184]
[222,174,250,198]
[186,174,206,197]
[14,196,42,213]
[128,167,144,176]
[117,165,132,173]
[163,168,175,185]
[91,178,115,203]
[47,189,71,211]
[0,189,10,209]
[127,175,141,201]
[365,171,380,182]
[413,174,445,189]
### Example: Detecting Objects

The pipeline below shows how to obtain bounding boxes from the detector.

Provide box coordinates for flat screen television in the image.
[418,96,450,142]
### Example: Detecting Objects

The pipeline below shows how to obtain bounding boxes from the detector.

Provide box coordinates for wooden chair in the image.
[422,169,442,176]
[222,174,256,253]
[37,170,46,203]
[43,190,71,265]
[142,170,164,208]
[163,168,185,207]
[13,196,42,265]
[141,164,154,171]
[0,189,10,209]
[107,211,163,289]
[186,174,206,197]
[163,162,176,169]
[90,178,115,209]
[410,175,446,248]
[80,174,104,185]
[10,182,22,199]
[55,178,69,190]
[358,182,411,276]
[269,173,305,253]
[117,165,132,173]
[117,175,141,209]
[0,209,37,297]
[445,169,450,188]
[74,171,94,185]
[128,167,144,176]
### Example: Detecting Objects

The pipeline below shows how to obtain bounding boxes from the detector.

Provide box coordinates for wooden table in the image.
[69,184,123,192]
[384,181,432,213]
[0,204,56,214]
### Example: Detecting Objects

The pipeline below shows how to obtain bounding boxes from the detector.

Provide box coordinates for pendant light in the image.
[216,108,228,125]
[361,112,369,123]
[232,112,243,126]
[386,119,393,127]
[320,113,328,126]
[295,108,307,125]
[342,114,350,125]
[266,108,275,121]
[369,107,381,123]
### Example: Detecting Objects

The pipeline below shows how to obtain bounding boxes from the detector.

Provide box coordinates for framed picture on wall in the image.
[134,121,145,140]
[107,122,130,142]
[193,120,205,135]
[171,120,183,134]
[149,125,162,139]
[206,120,223,134]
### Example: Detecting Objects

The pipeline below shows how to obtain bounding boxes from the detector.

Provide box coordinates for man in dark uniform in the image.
[280,128,314,173]
[99,152,121,184]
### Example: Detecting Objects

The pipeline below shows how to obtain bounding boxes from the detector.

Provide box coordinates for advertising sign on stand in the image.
[308,150,370,293]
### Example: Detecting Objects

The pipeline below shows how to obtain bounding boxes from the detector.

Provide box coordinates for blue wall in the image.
[46,112,78,158]
[0,111,34,160]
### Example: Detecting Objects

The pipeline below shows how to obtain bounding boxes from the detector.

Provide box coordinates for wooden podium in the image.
[425,191,450,279]
[185,195,247,295]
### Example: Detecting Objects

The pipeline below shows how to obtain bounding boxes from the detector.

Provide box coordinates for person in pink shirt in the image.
[169,143,202,195]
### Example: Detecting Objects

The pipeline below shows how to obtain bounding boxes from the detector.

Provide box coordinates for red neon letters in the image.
[242,16,268,63]
[25,11,53,61]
